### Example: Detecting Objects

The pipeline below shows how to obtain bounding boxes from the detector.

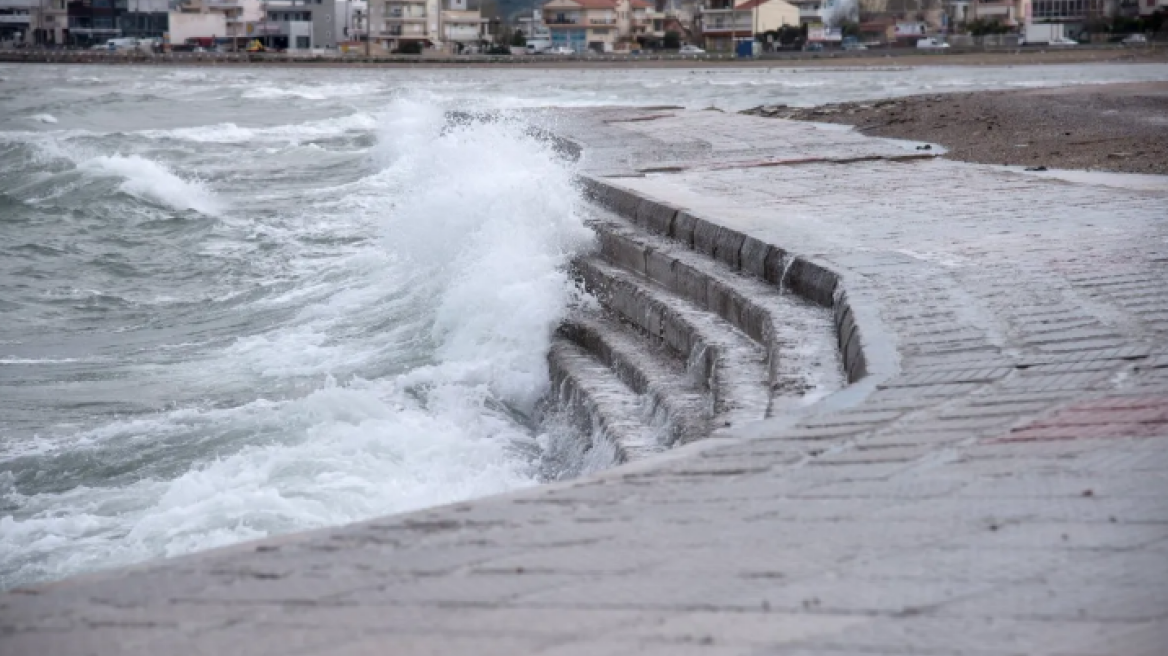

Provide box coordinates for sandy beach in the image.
[746,81,1168,174]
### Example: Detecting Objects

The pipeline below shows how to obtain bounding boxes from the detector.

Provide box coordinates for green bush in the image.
[663,31,680,49]
[968,18,1011,36]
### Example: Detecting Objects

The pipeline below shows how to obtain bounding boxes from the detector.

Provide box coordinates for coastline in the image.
[746,81,1168,174]
[5,104,1168,656]
[3,45,1166,69]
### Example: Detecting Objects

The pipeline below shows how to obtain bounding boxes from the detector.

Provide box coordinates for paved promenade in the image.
[4,109,1168,655]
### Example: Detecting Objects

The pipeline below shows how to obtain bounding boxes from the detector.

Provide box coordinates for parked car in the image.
[678,44,705,54]
[91,37,139,51]
[550,46,575,55]
[803,42,824,52]
[1122,34,1148,45]
[842,41,868,51]
[1049,37,1078,46]
[916,37,950,49]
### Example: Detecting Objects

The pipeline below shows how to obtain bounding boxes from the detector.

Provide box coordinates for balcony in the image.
[381,24,425,36]
[444,26,480,40]
[386,10,426,20]
[589,18,615,25]
[545,16,580,25]
[442,10,481,22]
[701,16,752,32]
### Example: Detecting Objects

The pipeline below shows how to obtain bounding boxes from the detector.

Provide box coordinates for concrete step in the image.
[586,208,843,412]
[574,255,772,430]
[545,338,665,478]
[559,311,711,447]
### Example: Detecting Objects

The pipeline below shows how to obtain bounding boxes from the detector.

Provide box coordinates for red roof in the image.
[734,0,776,9]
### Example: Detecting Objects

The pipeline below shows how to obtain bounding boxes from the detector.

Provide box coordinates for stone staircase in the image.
[540,180,847,479]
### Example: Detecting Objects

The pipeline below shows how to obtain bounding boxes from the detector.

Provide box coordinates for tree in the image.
[839,19,860,37]
[510,28,526,47]
[663,30,680,49]
[967,18,1010,36]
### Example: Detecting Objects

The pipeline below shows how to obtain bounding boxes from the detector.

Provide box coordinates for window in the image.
[296,36,310,47]
[93,0,110,6]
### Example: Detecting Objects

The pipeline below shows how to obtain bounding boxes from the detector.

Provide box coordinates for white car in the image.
[1050,37,1078,46]
[550,46,575,55]
[679,44,705,54]
[1122,34,1148,45]
[916,37,950,49]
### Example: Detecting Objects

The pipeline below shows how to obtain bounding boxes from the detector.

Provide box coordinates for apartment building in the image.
[65,0,120,45]
[118,0,169,40]
[439,0,484,51]
[246,0,364,50]
[0,0,34,44]
[786,0,854,26]
[26,0,68,44]
[698,0,797,51]
[376,0,434,49]
[542,0,652,53]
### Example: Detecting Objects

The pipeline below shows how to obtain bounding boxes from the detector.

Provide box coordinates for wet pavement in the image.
[3,109,1168,656]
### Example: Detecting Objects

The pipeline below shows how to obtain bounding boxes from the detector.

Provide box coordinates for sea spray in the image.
[0,98,591,590]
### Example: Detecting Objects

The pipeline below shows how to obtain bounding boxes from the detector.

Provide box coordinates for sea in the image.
[2,62,1167,590]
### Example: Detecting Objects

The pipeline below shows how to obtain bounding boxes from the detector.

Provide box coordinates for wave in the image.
[241,83,379,101]
[78,154,223,215]
[137,113,377,144]
[29,114,58,124]
[0,98,592,590]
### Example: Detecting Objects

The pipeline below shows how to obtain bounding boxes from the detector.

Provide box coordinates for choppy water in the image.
[2,63,1167,590]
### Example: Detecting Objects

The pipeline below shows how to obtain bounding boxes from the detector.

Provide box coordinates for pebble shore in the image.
[744,81,1168,174]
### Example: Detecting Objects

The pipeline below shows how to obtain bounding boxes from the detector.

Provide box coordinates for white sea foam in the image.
[242,83,378,101]
[29,114,58,124]
[79,155,223,215]
[0,98,592,589]
[137,113,376,144]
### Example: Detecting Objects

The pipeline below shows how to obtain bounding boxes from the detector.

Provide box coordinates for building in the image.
[1017,0,1112,36]
[241,0,364,50]
[787,0,855,26]
[439,0,484,52]
[376,0,436,50]
[118,0,168,40]
[698,0,798,51]
[970,0,1022,26]
[516,6,549,42]
[0,0,34,44]
[66,0,121,46]
[28,0,69,44]
[541,0,651,53]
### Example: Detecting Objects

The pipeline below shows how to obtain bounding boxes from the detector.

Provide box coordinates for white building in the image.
[372,0,482,53]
